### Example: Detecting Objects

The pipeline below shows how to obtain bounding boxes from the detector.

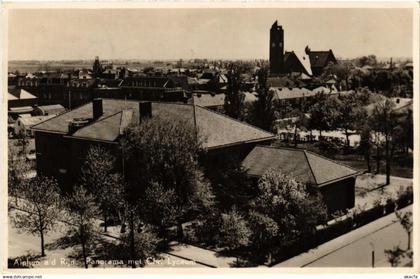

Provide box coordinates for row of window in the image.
[130,80,161,87]
[18,80,89,87]
[41,92,88,100]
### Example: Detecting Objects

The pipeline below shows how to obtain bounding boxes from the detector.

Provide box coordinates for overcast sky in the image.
[8,8,413,61]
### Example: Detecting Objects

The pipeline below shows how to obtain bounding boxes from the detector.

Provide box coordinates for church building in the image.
[269,21,337,77]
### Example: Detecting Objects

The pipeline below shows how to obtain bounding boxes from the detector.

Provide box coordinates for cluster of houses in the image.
[11,21,406,217]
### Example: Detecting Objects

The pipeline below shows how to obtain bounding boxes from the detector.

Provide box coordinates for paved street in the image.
[275,205,412,267]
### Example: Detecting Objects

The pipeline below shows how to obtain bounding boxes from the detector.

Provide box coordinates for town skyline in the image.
[8,8,413,61]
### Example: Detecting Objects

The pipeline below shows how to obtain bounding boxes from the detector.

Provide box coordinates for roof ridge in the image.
[195,105,275,137]
[302,150,319,185]
[101,98,192,107]
[304,149,359,172]
[31,106,75,130]
[255,145,307,152]
[71,111,123,135]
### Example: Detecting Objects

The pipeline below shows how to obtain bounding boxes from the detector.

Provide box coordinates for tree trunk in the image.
[385,137,390,185]
[267,251,272,265]
[366,156,371,173]
[40,229,45,257]
[104,214,107,233]
[80,228,88,269]
[375,146,381,174]
[177,222,184,240]
[294,125,298,148]
[407,232,411,250]
[345,129,350,147]
[129,211,136,268]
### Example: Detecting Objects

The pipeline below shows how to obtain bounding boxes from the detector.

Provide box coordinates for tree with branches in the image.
[220,208,252,266]
[80,145,120,232]
[224,66,245,120]
[249,169,327,260]
[395,209,413,250]
[369,99,398,185]
[250,67,275,131]
[12,176,60,257]
[121,117,213,240]
[64,185,99,268]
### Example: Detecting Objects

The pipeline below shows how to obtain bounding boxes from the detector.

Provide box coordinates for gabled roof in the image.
[307,50,336,68]
[18,115,56,127]
[8,88,37,100]
[242,146,359,187]
[284,51,312,76]
[192,92,258,108]
[9,106,34,114]
[271,87,313,100]
[8,93,18,100]
[32,99,275,149]
[267,76,299,88]
[364,97,413,115]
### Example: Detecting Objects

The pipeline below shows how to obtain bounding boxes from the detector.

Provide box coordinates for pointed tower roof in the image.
[271,20,279,30]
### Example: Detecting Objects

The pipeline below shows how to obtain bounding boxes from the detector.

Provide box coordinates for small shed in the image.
[33,104,66,116]
[14,115,56,137]
[242,146,360,215]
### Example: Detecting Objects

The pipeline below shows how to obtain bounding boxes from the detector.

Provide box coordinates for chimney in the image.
[93,98,103,119]
[139,101,152,122]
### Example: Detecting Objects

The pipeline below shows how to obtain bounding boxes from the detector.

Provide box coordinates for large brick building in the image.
[32,99,275,189]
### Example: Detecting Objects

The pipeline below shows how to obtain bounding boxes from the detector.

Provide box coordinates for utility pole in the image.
[370,241,375,268]
[68,90,72,110]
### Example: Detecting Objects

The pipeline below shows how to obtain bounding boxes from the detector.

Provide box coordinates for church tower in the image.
[269,21,284,75]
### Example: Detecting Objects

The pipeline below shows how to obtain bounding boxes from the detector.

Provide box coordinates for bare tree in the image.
[395,209,413,250]
[64,185,99,268]
[12,176,60,257]
[80,146,118,232]
[369,99,398,185]
[8,145,32,205]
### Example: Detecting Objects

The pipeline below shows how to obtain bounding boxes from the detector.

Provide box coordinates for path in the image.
[274,205,412,267]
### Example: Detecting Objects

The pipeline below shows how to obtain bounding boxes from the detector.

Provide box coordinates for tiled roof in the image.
[32,99,275,149]
[271,86,339,101]
[284,51,312,76]
[271,87,313,100]
[267,76,296,88]
[192,92,258,108]
[365,97,413,115]
[242,146,359,187]
[8,93,18,100]
[9,106,34,113]
[8,88,37,100]
[193,94,225,108]
[36,104,66,115]
[20,115,56,127]
[307,51,335,68]
[294,50,313,76]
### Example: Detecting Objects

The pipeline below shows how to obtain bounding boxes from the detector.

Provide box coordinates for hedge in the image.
[269,186,413,266]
